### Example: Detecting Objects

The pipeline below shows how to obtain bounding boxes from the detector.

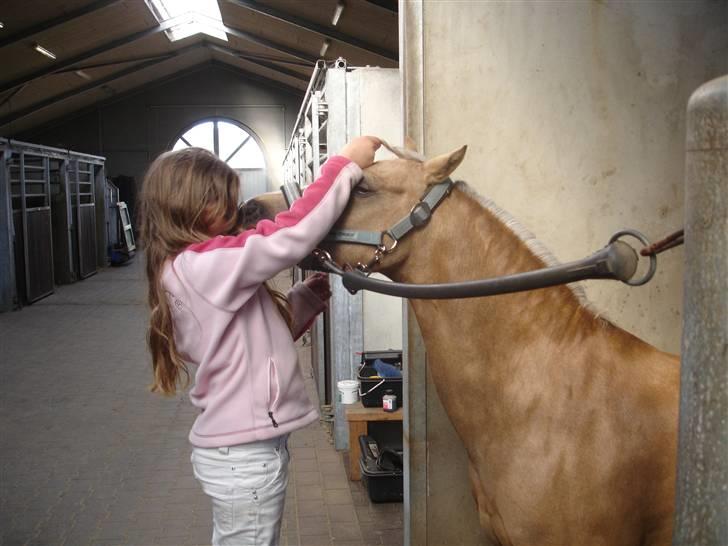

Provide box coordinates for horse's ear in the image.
[424,145,467,184]
[404,136,418,152]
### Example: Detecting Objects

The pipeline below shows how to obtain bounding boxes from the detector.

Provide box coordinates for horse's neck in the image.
[390,185,604,392]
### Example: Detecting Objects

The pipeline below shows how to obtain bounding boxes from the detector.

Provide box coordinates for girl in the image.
[139,136,380,545]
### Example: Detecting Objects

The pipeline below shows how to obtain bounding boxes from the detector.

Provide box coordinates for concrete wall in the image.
[19,63,303,195]
[401,1,728,544]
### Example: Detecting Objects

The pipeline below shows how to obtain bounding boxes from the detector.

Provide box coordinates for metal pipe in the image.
[315,239,643,298]
[283,59,327,163]
[673,75,728,546]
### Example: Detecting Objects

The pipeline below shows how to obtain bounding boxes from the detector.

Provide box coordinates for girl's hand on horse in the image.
[304,272,332,302]
[340,136,381,169]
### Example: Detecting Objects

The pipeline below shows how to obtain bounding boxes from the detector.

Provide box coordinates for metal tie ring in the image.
[608,229,657,286]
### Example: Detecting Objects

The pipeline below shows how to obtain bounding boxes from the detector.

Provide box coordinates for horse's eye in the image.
[354,184,375,197]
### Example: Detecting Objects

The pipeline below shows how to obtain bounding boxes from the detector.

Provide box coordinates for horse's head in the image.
[246,139,466,274]
[327,139,467,274]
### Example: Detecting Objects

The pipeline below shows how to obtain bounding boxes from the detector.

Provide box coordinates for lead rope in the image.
[640,228,684,256]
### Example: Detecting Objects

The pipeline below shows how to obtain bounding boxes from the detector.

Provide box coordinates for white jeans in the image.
[191,435,290,546]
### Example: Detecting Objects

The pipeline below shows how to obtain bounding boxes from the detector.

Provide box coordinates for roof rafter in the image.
[15,63,220,139]
[221,22,318,65]
[225,0,397,61]
[0,13,193,95]
[363,0,398,14]
[0,0,123,49]
[209,59,303,96]
[54,53,178,74]
[0,43,204,127]
[206,43,310,82]
[0,16,320,96]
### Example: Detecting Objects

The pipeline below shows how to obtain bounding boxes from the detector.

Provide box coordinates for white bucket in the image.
[337,380,360,404]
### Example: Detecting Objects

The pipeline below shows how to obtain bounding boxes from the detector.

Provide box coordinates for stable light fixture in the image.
[144,0,227,42]
[33,43,57,60]
[320,39,331,56]
[75,70,92,81]
[0,22,5,29]
[332,1,345,26]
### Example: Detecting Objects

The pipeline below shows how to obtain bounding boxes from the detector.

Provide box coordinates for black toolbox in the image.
[357,350,403,408]
[358,435,403,503]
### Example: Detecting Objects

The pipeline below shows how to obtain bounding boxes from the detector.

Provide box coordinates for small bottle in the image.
[382,389,397,412]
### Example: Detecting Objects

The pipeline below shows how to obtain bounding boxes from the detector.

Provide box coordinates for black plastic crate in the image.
[357,350,403,408]
[359,435,403,503]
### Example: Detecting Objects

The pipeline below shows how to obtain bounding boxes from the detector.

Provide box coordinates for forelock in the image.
[379,139,426,162]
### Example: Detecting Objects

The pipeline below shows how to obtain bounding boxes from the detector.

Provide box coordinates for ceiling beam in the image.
[225,0,397,61]
[0,0,124,49]
[0,43,203,127]
[363,0,398,13]
[206,43,310,82]
[221,22,318,65]
[209,60,304,96]
[10,60,305,139]
[54,53,177,74]
[0,85,26,109]
[215,52,312,68]
[0,13,192,95]
[15,63,218,139]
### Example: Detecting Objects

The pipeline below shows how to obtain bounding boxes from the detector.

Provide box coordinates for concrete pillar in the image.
[674,75,728,546]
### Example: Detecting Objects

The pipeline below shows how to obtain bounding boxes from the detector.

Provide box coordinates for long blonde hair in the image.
[139,147,290,396]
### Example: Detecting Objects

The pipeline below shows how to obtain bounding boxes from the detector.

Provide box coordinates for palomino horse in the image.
[258,143,680,546]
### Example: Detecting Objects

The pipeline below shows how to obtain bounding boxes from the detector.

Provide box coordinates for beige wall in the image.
[402,1,728,543]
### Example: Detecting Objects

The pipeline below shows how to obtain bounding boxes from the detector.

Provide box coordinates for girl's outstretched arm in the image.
[172,139,377,312]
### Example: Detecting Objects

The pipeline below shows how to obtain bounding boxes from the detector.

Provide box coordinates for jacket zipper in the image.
[267,357,280,428]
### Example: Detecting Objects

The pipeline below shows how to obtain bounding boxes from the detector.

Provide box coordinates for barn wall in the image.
[402,1,728,543]
[19,64,302,198]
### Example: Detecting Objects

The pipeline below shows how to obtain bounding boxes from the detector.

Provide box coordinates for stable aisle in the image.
[0,259,402,546]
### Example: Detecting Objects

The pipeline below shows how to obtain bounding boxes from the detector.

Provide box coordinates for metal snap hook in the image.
[608,229,657,286]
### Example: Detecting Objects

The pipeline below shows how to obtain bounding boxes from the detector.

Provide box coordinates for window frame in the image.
[170,117,268,171]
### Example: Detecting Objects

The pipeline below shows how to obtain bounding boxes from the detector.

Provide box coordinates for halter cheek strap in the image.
[324,178,455,272]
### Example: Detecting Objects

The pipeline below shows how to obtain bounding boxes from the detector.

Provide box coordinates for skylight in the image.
[145,0,227,42]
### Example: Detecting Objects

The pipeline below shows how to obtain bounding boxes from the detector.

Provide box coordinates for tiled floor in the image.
[0,259,403,546]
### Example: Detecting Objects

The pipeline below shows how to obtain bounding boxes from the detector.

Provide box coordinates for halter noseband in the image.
[322,177,456,273]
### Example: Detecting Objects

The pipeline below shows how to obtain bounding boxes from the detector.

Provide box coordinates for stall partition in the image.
[282,59,403,450]
[0,139,106,309]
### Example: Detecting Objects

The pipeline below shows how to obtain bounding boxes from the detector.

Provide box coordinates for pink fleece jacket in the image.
[161,156,362,447]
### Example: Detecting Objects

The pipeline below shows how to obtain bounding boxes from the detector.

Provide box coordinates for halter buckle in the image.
[409,201,432,228]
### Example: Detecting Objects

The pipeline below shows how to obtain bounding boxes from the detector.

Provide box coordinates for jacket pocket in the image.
[267,357,281,428]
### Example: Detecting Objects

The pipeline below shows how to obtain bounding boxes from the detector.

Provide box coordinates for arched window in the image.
[173,119,266,169]
[172,118,267,199]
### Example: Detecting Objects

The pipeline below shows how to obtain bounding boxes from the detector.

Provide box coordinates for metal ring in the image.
[608,229,657,286]
[381,232,399,254]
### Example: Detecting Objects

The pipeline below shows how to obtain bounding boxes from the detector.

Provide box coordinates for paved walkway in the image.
[0,260,403,546]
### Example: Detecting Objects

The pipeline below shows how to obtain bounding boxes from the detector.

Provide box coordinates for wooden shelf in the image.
[345,401,402,481]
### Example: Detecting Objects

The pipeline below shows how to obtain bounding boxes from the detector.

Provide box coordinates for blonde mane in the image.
[379,140,605,315]
[455,181,606,316]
